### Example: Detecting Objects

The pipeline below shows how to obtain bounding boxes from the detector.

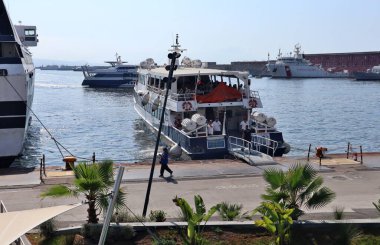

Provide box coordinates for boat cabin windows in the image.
[0,42,21,58]
[138,75,146,85]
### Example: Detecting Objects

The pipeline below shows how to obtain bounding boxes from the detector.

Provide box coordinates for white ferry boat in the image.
[266,44,349,78]
[133,36,289,159]
[0,0,38,167]
[81,54,138,88]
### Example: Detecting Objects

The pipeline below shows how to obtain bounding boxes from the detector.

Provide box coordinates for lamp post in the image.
[142,51,180,217]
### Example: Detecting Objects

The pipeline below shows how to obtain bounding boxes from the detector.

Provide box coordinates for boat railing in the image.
[227,136,256,158]
[252,121,276,133]
[181,124,207,137]
[170,92,196,101]
[250,133,278,157]
[146,84,165,96]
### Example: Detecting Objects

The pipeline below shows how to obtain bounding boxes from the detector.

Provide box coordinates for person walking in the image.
[159,147,173,177]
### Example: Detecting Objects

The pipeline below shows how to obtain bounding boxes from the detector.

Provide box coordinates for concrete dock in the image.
[1,153,380,228]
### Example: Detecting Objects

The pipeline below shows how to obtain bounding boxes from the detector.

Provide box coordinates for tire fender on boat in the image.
[182,101,193,111]
[248,99,257,108]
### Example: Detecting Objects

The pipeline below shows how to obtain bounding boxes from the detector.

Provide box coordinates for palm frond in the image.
[98,160,115,186]
[263,168,285,189]
[299,176,323,203]
[194,195,206,216]
[306,187,335,209]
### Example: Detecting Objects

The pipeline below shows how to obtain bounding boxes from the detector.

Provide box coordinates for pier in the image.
[1,152,380,228]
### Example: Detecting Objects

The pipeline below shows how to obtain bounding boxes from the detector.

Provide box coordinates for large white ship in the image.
[266,44,348,78]
[134,35,289,159]
[0,0,38,167]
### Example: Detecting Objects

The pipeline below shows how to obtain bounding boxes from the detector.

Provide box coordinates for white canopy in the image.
[0,203,83,244]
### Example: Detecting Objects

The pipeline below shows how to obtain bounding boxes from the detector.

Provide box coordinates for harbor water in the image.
[13,70,380,167]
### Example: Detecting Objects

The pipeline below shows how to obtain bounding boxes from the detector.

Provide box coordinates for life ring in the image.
[248,99,257,108]
[182,101,192,111]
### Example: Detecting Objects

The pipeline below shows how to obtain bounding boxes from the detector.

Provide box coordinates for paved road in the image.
[1,162,380,227]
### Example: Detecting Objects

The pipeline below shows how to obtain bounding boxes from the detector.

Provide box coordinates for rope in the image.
[123,204,159,241]
[2,76,74,158]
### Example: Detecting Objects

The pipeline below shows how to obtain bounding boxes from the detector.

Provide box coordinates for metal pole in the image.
[307,144,311,161]
[142,52,179,217]
[360,145,363,164]
[92,152,96,163]
[43,154,46,176]
[98,166,124,245]
[346,142,350,159]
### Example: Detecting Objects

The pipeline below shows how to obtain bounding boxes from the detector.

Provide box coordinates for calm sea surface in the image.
[13,70,380,167]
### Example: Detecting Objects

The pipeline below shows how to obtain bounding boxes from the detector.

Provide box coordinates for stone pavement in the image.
[0,152,379,228]
[0,152,379,188]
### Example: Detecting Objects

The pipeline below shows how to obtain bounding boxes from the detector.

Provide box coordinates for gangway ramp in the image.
[228,136,277,166]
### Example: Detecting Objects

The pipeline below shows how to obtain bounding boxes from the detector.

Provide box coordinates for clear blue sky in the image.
[6,0,380,65]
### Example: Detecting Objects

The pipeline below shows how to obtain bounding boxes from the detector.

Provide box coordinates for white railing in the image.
[250,133,278,157]
[228,136,255,159]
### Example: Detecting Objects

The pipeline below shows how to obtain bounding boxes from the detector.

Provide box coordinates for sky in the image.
[5,0,380,65]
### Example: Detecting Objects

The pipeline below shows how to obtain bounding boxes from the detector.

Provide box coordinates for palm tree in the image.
[41,160,126,223]
[261,162,335,220]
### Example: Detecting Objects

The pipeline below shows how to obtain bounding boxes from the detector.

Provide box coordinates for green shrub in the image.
[149,210,167,222]
[217,202,243,221]
[111,208,146,223]
[81,223,135,242]
[81,223,102,241]
[39,218,56,238]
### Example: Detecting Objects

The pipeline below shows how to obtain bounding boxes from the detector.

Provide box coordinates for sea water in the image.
[12,70,380,167]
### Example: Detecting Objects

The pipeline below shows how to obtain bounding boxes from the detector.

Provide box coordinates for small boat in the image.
[353,65,380,81]
[266,44,349,78]
[81,53,138,88]
[133,35,289,160]
[0,0,38,167]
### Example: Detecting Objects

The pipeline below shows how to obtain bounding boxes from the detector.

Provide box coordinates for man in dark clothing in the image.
[159,147,173,177]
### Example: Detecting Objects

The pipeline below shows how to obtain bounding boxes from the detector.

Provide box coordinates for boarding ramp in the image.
[250,133,279,157]
[228,136,277,166]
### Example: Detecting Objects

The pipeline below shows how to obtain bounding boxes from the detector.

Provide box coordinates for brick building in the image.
[304,51,380,73]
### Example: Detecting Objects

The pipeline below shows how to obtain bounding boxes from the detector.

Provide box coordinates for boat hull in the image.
[82,78,136,88]
[0,70,34,168]
[134,93,286,159]
[353,72,380,81]
[267,63,349,78]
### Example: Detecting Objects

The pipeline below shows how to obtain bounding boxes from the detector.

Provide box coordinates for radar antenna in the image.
[169,34,187,54]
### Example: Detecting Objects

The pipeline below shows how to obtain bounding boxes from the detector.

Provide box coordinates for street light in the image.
[142,51,180,217]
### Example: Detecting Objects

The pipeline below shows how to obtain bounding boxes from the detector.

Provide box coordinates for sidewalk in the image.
[0,152,379,188]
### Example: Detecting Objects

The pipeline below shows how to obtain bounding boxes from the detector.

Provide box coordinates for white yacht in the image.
[81,54,138,88]
[134,36,289,159]
[0,0,38,167]
[266,44,349,78]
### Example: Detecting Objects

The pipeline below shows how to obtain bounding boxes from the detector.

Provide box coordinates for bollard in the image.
[360,145,363,164]
[63,156,77,170]
[307,144,311,161]
[346,142,350,159]
[43,154,46,176]
[39,158,42,181]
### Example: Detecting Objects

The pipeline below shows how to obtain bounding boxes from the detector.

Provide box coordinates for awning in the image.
[0,203,83,244]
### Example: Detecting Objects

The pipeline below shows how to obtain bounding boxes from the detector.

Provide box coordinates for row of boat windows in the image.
[94,73,138,78]
[138,74,243,93]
